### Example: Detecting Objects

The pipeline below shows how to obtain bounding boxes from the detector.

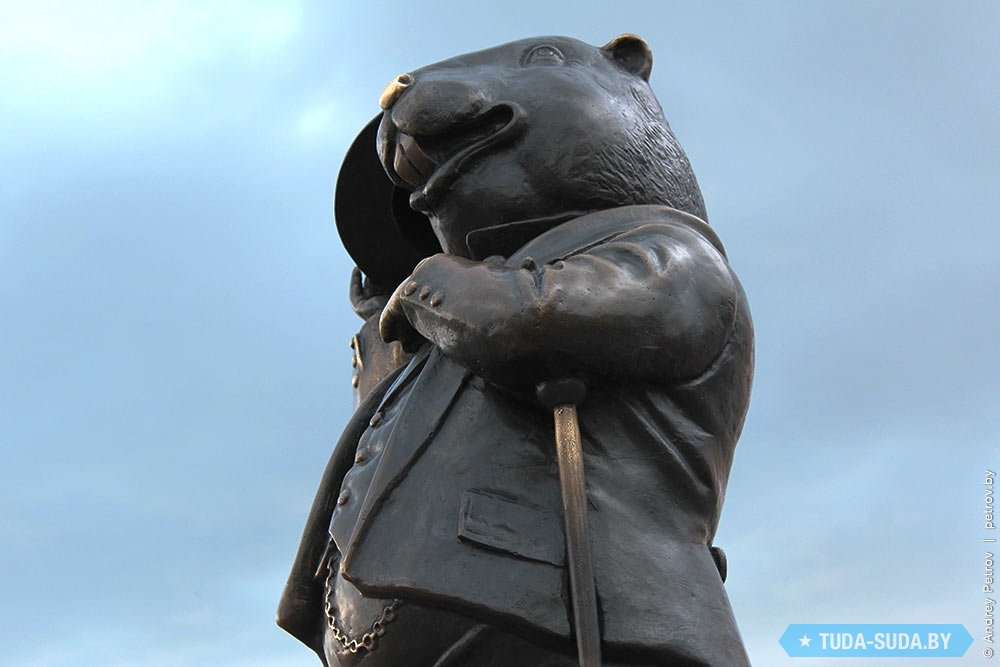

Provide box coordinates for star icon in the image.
[799,635,811,647]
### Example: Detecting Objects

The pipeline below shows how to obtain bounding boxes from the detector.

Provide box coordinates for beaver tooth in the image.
[393,133,436,188]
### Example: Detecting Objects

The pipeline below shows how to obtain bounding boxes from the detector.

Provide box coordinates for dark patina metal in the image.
[279,34,754,667]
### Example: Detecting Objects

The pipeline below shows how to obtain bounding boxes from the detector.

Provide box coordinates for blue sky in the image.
[2,2,998,665]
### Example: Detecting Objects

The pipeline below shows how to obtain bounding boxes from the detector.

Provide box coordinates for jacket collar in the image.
[466,205,724,265]
[465,210,588,260]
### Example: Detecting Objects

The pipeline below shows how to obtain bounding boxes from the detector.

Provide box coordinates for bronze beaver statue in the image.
[279,34,754,667]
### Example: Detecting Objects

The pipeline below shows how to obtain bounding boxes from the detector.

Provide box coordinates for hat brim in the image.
[334,115,441,290]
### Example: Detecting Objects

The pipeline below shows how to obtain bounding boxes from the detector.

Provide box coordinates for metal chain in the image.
[324,557,402,654]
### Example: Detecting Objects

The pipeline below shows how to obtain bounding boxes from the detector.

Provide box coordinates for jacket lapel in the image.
[372,344,431,409]
[343,348,470,565]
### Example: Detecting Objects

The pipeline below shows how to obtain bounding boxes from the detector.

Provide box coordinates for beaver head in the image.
[375,34,707,258]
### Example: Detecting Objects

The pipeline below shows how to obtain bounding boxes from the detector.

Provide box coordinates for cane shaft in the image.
[553,403,602,667]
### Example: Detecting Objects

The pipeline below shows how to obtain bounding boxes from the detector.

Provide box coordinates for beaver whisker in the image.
[412,105,514,166]
[410,102,526,213]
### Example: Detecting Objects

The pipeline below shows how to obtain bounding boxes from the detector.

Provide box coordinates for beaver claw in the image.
[349,267,390,321]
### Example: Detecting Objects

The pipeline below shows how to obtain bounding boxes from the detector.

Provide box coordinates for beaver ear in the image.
[602,34,652,81]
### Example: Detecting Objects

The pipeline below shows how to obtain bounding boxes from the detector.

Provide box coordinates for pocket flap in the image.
[458,489,564,567]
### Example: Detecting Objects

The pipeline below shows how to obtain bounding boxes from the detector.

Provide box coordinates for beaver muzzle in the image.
[378,103,526,212]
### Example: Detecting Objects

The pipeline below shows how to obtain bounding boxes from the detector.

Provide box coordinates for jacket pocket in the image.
[457,489,564,567]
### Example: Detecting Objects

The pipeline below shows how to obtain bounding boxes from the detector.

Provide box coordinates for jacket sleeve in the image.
[385,221,739,391]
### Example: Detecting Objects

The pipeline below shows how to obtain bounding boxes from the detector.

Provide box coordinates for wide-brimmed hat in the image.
[334,115,441,290]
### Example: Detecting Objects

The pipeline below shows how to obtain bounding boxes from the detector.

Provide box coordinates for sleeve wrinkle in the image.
[405,222,738,389]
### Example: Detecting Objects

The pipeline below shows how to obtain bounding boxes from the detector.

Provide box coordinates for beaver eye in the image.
[523,44,564,65]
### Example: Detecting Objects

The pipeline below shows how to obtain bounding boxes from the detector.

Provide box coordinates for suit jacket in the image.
[278,205,754,666]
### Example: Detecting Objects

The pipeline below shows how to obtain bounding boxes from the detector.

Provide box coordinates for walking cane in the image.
[536,379,602,667]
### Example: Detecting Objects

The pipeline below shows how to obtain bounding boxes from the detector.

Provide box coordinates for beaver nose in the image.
[379,73,413,110]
